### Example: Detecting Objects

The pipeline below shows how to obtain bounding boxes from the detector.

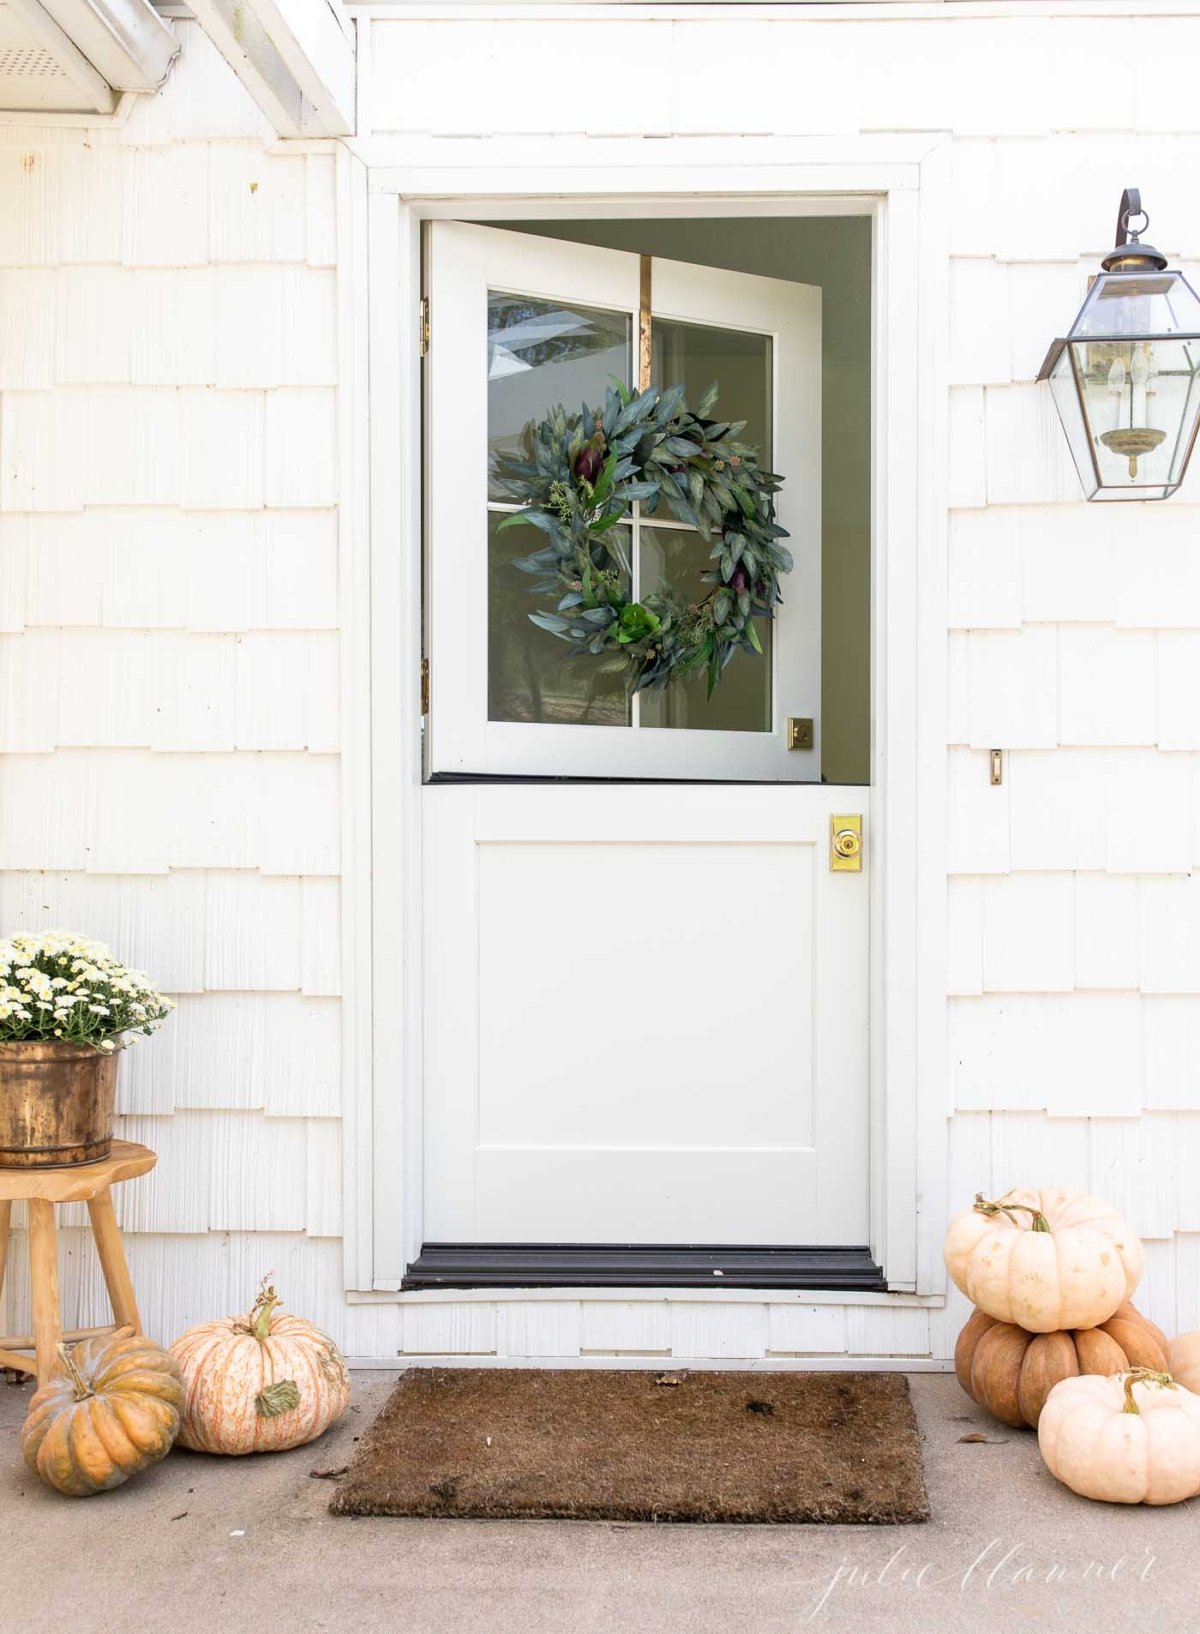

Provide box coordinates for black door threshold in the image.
[402,1243,886,1292]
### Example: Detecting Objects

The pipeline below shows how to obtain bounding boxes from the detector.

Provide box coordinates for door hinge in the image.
[419,296,430,357]
[420,656,430,715]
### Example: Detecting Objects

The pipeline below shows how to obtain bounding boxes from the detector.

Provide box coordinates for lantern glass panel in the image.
[1068,333,1200,499]
[1072,270,1200,339]
[1046,346,1101,500]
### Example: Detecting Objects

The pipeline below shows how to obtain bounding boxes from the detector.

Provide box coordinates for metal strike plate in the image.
[830,814,863,873]
[787,717,814,751]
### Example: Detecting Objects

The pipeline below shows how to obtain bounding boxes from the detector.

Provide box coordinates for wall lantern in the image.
[1037,188,1200,500]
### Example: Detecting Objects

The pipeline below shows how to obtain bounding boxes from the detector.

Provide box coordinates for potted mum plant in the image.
[0,932,173,1168]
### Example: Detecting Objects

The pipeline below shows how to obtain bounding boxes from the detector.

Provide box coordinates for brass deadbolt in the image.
[833,829,860,859]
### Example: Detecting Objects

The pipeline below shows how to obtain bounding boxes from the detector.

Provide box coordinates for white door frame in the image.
[343,135,950,1301]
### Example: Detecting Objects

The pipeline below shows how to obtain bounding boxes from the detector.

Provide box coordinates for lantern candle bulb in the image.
[1131,345,1150,428]
[1098,340,1166,478]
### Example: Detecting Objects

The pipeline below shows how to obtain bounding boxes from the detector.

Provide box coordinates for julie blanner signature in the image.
[803,1539,1163,1620]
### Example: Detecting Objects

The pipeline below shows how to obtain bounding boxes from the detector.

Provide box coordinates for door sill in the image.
[425,773,842,786]
[402,1244,886,1292]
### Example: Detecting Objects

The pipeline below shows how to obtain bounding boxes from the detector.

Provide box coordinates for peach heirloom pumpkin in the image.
[943,1187,1143,1333]
[170,1282,351,1455]
[1167,1331,1200,1395]
[1038,1369,1200,1506]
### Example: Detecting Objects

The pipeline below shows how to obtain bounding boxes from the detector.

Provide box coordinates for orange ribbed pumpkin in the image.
[170,1281,351,1455]
[21,1328,183,1496]
[956,1300,1170,1429]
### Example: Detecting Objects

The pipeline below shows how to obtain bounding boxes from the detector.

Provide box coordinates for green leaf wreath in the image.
[493,379,792,697]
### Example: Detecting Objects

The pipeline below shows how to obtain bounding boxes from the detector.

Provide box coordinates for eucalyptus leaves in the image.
[493,380,792,697]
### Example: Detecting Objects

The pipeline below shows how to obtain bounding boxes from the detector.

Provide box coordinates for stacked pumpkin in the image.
[946,1188,1200,1505]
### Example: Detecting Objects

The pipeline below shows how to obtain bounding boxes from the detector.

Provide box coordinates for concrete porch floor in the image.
[1,1368,1197,1634]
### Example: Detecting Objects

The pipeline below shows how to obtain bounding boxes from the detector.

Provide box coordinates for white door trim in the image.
[344,138,949,1300]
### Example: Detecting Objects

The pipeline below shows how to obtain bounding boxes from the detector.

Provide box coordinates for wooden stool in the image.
[0,1140,156,1386]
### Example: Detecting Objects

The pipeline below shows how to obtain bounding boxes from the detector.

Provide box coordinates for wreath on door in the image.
[493,381,792,698]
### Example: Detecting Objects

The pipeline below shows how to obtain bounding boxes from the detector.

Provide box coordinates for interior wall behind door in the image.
[497,217,872,785]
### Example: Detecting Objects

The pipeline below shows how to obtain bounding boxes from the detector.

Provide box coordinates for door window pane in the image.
[488,292,632,500]
[652,319,773,459]
[642,319,774,733]
[637,526,772,734]
[488,512,632,726]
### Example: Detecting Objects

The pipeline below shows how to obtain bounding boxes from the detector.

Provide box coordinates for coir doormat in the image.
[330,1367,929,1524]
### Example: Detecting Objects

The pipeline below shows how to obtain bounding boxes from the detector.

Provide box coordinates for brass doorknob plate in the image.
[830,815,863,873]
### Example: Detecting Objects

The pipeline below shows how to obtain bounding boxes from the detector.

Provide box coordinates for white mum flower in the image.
[0,928,172,1045]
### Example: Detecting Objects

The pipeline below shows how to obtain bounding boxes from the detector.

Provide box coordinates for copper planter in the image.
[0,1040,118,1168]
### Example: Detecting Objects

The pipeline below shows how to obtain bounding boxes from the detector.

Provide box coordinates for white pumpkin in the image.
[170,1281,351,1456]
[943,1188,1143,1333]
[1038,1369,1200,1505]
[1167,1330,1200,1395]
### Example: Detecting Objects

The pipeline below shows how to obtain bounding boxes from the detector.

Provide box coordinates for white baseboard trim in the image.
[343,1355,957,1374]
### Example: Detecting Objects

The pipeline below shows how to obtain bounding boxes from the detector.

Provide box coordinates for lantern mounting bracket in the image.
[1115,186,1147,246]
[1101,186,1167,273]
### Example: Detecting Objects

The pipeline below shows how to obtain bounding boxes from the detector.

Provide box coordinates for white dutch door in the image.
[422,222,869,1246]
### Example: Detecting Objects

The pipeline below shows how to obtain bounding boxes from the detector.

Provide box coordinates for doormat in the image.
[330,1367,929,1524]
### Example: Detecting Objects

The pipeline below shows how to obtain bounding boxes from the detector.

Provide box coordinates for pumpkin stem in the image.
[1121,1367,1176,1415]
[56,1342,93,1403]
[973,1192,1052,1233]
[247,1274,284,1342]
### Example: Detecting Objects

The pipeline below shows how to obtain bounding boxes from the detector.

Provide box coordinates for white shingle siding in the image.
[0,507,337,633]
[0,26,366,1348]
[148,992,341,1117]
[941,85,1200,1333]
[5,5,1200,1362]
[580,1300,671,1357]
[399,1302,499,1358]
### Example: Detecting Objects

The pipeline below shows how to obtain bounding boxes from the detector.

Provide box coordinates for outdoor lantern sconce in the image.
[1038,188,1200,500]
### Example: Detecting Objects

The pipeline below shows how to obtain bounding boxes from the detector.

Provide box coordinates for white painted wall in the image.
[4,3,1200,1366]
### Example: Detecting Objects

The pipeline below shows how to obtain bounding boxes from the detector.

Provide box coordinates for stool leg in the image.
[28,1199,62,1387]
[87,1188,141,1333]
[0,1200,11,1313]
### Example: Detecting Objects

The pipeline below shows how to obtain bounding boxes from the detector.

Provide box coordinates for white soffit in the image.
[185,0,355,136]
[0,0,176,112]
